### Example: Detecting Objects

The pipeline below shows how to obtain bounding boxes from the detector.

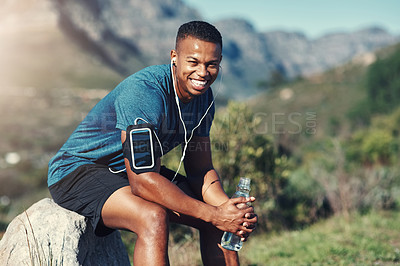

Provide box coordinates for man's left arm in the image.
[183,136,228,205]
[184,136,257,240]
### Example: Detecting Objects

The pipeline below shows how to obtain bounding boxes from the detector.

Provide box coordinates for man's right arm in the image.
[121,130,253,234]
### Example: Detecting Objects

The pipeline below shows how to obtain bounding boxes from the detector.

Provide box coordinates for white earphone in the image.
[170,59,223,182]
[110,59,222,178]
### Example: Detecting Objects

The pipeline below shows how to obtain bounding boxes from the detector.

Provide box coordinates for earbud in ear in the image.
[172,59,176,66]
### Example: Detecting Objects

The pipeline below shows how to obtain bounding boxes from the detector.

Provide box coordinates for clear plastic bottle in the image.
[221,177,251,251]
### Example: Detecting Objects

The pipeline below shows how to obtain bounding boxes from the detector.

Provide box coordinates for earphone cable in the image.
[170,61,223,182]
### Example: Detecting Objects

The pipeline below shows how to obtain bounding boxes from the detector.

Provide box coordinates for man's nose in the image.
[196,64,208,77]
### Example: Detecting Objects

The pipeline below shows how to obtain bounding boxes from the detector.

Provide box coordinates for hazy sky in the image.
[183,0,400,38]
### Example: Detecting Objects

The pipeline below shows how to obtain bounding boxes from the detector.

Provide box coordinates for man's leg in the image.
[169,179,240,266]
[169,211,239,266]
[101,186,170,266]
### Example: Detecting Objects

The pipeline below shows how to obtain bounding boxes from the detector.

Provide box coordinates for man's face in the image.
[171,36,222,103]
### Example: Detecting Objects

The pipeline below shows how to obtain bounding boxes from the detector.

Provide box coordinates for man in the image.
[48,21,257,265]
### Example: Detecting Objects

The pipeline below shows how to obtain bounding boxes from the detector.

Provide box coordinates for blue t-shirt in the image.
[47,64,215,186]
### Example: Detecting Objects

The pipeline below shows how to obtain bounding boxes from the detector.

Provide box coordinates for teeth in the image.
[191,79,207,87]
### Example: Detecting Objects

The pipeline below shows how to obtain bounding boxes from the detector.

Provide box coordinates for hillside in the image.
[0,0,122,90]
[247,45,386,157]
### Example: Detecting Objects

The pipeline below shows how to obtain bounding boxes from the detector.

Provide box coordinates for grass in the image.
[117,210,400,265]
[2,209,399,266]
[240,210,400,265]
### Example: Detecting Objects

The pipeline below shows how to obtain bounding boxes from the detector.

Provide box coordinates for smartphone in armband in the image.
[123,123,161,174]
[129,127,155,169]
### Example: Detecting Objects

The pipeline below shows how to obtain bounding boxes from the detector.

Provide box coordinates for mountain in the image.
[53,0,201,74]
[1,0,399,99]
[0,0,123,90]
[261,26,399,78]
[51,0,400,98]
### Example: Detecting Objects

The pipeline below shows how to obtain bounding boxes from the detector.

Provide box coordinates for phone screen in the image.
[129,128,155,169]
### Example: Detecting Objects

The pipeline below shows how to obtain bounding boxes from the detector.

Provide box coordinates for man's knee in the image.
[148,205,168,227]
[138,204,168,237]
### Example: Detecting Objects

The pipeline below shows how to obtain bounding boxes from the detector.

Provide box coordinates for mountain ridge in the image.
[1,0,399,99]
[49,0,400,98]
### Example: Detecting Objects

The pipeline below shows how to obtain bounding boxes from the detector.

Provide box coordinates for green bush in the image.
[279,168,329,228]
[211,102,292,230]
[347,129,397,165]
[303,137,400,217]
[366,46,400,114]
[346,107,400,165]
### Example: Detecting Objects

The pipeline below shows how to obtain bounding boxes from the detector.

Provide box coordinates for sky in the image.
[183,0,400,39]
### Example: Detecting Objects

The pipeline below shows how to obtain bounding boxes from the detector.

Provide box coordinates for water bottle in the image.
[221,177,251,251]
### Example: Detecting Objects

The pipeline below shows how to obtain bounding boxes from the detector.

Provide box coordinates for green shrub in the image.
[346,107,400,165]
[278,168,329,228]
[366,46,400,114]
[305,138,400,217]
[347,129,397,165]
[211,102,292,230]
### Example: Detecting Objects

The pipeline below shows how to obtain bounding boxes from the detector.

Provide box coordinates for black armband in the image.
[123,123,162,174]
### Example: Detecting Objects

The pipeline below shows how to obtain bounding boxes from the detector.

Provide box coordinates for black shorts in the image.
[49,164,186,237]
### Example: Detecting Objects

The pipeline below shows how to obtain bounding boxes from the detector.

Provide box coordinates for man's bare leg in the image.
[101,182,240,265]
[168,179,240,266]
[101,186,170,266]
[169,211,239,266]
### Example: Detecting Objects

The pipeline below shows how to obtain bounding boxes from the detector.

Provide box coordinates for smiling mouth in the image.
[190,79,208,90]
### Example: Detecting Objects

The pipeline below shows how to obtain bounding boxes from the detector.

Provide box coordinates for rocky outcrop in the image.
[261,26,399,78]
[0,198,130,266]
[53,0,201,75]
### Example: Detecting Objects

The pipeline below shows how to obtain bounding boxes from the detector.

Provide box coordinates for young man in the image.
[48,21,257,265]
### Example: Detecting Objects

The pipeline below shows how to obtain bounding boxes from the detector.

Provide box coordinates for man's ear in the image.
[170,50,177,65]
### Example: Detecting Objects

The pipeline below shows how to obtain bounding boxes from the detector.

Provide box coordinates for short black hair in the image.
[176,21,222,50]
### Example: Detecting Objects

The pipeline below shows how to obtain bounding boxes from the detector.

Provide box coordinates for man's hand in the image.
[240,211,257,241]
[211,197,257,238]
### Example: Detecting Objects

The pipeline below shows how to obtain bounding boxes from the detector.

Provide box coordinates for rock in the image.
[0,198,130,265]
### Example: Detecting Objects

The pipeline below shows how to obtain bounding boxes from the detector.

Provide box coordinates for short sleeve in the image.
[114,80,165,132]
